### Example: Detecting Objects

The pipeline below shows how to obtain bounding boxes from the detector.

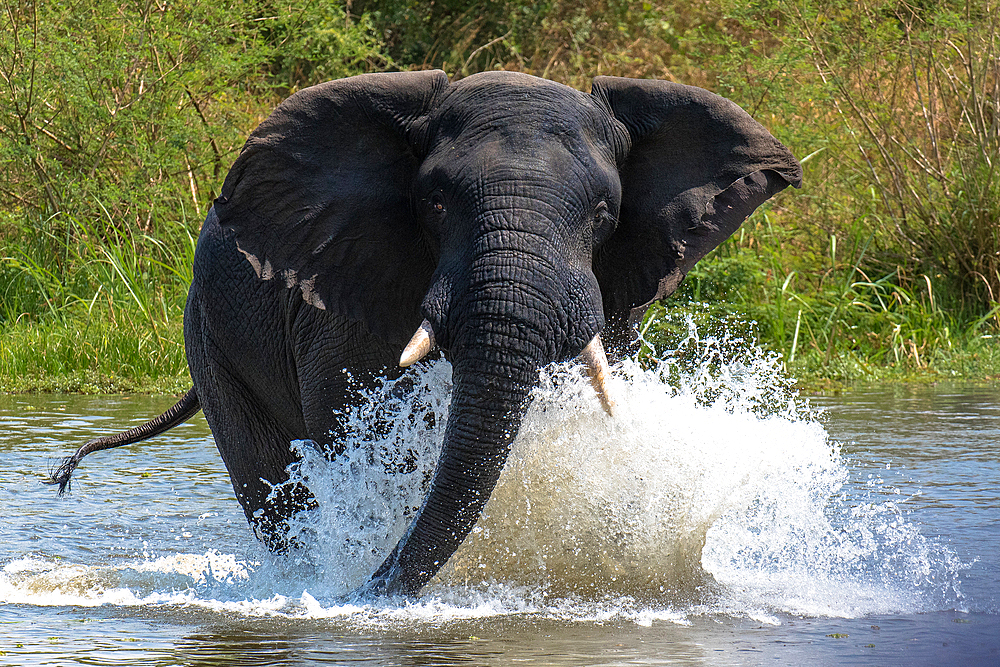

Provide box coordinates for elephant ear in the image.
[213,70,450,346]
[590,76,802,328]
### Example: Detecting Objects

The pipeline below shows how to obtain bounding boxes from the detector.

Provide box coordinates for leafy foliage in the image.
[707,0,999,319]
[0,0,385,389]
[1,0,997,390]
[359,0,708,86]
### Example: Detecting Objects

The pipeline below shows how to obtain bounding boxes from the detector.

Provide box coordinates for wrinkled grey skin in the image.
[59,70,802,596]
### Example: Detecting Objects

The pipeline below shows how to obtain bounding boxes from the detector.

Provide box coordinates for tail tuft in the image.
[45,387,200,497]
[46,454,81,496]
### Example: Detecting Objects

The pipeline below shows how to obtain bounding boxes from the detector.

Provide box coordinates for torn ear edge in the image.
[631,167,800,325]
[682,168,799,274]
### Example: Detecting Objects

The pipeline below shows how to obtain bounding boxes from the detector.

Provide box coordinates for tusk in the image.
[399,319,435,367]
[579,334,616,417]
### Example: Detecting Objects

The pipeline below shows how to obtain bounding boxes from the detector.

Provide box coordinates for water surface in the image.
[2,339,998,665]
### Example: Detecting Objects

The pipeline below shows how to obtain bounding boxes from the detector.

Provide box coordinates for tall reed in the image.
[0,0,387,390]
[2,0,997,389]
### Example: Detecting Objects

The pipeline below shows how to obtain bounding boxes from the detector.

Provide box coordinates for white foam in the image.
[0,552,251,609]
[4,317,968,623]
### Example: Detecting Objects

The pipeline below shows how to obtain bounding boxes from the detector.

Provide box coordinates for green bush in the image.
[359,0,708,86]
[717,0,998,315]
[0,0,388,389]
[2,0,997,390]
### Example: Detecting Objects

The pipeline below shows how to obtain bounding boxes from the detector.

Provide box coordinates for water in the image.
[2,331,998,665]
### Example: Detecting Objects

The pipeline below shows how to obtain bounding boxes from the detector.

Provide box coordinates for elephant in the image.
[49,69,802,596]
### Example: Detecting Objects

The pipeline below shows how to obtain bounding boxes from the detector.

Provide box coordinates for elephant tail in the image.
[47,387,201,495]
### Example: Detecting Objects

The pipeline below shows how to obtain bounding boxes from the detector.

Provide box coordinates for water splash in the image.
[3,317,968,623]
[273,360,452,595]
[267,316,965,618]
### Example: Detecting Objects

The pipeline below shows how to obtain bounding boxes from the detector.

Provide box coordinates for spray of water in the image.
[265,316,965,618]
[275,360,452,593]
[2,316,967,622]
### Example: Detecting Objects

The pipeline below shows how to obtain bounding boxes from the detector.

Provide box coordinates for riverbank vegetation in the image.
[2,0,997,393]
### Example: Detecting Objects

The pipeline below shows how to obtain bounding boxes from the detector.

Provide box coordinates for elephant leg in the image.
[291,304,404,457]
[185,293,315,553]
[185,212,415,551]
[197,359,316,551]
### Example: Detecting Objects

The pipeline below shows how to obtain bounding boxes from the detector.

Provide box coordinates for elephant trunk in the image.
[368,304,552,595]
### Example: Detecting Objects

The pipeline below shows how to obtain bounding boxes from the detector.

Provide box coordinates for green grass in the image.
[1,203,195,393]
[0,217,192,393]
[1,0,998,395]
[0,311,189,394]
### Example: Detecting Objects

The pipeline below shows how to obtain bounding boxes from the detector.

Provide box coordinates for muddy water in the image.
[1,336,998,665]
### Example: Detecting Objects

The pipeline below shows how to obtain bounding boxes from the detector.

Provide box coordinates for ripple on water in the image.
[0,319,972,626]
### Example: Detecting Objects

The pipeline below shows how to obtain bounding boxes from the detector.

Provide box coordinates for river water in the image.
[1,332,998,665]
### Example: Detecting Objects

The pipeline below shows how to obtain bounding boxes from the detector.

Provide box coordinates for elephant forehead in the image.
[447,70,586,105]
[421,116,620,200]
[431,76,613,152]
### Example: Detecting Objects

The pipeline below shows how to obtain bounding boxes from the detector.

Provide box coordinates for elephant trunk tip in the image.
[356,573,408,599]
[357,549,423,599]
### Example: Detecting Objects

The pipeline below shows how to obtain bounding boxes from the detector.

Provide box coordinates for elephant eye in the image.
[592,201,617,247]
[426,193,446,217]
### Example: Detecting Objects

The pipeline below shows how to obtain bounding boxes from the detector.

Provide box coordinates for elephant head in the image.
[213,70,801,595]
